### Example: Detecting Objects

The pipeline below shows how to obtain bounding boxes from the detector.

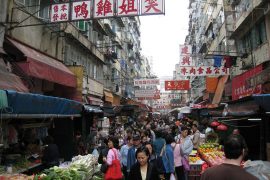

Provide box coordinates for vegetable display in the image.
[36,154,98,180]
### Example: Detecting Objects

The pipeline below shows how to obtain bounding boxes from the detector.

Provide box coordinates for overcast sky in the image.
[140,0,190,78]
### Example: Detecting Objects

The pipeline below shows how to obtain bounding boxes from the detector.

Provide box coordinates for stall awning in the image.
[83,105,103,113]
[225,98,259,117]
[7,38,76,88]
[104,91,113,103]
[0,58,28,92]
[102,106,115,117]
[253,94,270,112]
[87,96,103,106]
[1,90,82,118]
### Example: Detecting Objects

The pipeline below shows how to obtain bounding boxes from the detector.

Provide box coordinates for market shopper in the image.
[162,135,175,180]
[120,136,133,179]
[191,124,201,149]
[200,134,258,180]
[171,139,185,180]
[128,146,160,180]
[144,142,165,179]
[127,134,142,173]
[41,136,60,169]
[153,130,166,156]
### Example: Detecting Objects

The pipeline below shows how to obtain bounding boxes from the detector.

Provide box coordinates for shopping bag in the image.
[105,149,123,180]
[170,173,176,180]
[181,156,190,171]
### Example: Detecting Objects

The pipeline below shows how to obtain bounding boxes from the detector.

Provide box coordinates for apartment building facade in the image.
[186,0,270,105]
[0,0,146,106]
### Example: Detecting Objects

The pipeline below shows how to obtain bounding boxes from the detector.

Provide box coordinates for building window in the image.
[238,19,267,52]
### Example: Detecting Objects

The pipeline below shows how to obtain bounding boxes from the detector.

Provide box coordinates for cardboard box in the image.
[267,143,270,162]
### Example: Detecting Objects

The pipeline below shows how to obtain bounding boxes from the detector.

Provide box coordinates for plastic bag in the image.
[244,160,270,180]
[170,173,176,180]
[92,148,99,157]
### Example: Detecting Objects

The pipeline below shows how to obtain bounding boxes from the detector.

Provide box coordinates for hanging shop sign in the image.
[134,89,160,98]
[134,79,160,86]
[50,0,165,22]
[232,64,263,100]
[51,3,70,22]
[179,45,192,55]
[177,66,229,76]
[179,44,193,66]
[180,55,194,66]
[165,80,190,91]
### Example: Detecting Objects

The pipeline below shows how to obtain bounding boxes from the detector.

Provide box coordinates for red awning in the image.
[7,38,76,88]
[0,58,28,92]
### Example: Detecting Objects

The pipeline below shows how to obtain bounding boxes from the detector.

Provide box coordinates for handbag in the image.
[105,149,123,180]
[181,156,190,171]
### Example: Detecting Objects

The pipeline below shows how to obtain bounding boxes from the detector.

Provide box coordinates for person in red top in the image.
[200,134,258,180]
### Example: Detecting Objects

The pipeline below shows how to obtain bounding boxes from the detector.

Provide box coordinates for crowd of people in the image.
[94,116,206,180]
[93,114,259,180]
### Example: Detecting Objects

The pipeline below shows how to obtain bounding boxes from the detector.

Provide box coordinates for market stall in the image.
[0,90,83,178]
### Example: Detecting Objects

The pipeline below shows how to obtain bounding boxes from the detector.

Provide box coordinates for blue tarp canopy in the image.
[2,90,82,117]
[253,94,270,112]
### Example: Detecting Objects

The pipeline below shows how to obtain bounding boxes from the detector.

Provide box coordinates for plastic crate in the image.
[188,164,201,180]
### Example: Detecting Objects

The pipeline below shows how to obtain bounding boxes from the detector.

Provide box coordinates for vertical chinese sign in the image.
[50,3,70,22]
[94,0,115,18]
[117,0,139,16]
[179,44,193,66]
[71,1,91,20]
[141,0,165,15]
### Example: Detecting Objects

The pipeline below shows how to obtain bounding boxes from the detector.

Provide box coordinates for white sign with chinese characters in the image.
[177,66,229,76]
[94,0,114,18]
[71,1,91,20]
[50,3,70,22]
[141,0,164,15]
[180,55,194,66]
[135,89,159,98]
[117,0,139,16]
[179,44,192,55]
[134,79,160,86]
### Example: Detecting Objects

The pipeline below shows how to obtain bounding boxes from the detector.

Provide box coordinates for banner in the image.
[177,66,229,76]
[232,64,263,100]
[50,0,165,22]
[134,89,160,98]
[134,79,160,86]
[165,80,190,91]
[180,55,193,66]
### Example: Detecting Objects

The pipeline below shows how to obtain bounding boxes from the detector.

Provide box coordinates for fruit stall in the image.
[188,150,205,180]
[198,143,225,167]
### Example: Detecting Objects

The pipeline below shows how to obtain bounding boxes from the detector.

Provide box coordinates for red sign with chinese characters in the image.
[232,64,263,100]
[50,3,70,22]
[71,1,91,20]
[165,80,190,91]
